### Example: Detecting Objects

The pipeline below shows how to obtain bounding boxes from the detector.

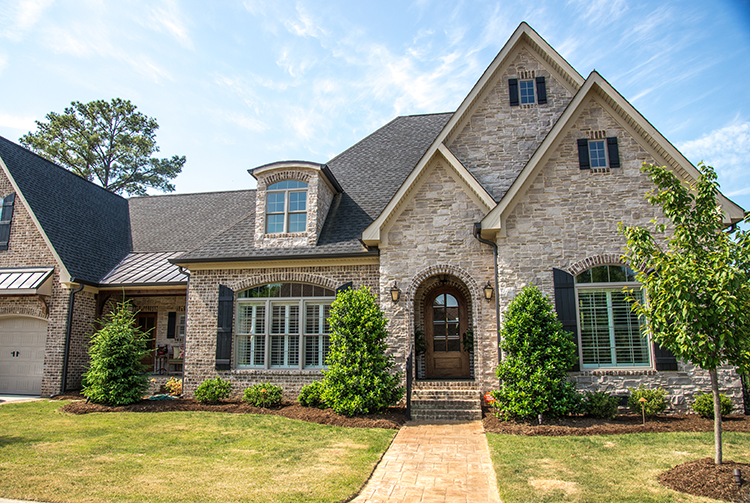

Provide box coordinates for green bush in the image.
[319,286,404,416]
[582,391,620,419]
[627,385,668,416]
[691,392,733,418]
[194,377,232,403]
[243,383,283,408]
[492,286,580,420]
[298,381,326,408]
[81,300,151,406]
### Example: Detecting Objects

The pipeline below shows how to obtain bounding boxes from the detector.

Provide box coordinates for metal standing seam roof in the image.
[0,267,53,293]
[100,252,188,286]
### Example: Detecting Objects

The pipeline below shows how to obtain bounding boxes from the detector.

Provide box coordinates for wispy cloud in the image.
[0,112,37,130]
[678,118,750,187]
[143,0,193,49]
[0,0,54,41]
[566,0,628,26]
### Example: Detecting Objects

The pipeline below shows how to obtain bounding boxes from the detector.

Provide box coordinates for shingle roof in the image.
[0,136,132,284]
[178,113,452,262]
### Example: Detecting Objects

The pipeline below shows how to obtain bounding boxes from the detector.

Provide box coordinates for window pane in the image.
[266,214,284,234]
[433,295,445,307]
[289,191,307,212]
[589,141,607,168]
[445,294,458,307]
[237,335,265,367]
[576,269,591,283]
[288,212,306,232]
[304,335,331,367]
[609,265,627,282]
[446,337,460,352]
[266,192,285,213]
[591,266,609,283]
[520,80,535,104]
[271,335,298,367]
[238,304,265,334]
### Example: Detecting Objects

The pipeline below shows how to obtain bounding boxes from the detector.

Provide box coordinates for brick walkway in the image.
[351,421,501,503]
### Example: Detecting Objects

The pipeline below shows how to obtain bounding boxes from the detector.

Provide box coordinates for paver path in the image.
[351,421,501,503]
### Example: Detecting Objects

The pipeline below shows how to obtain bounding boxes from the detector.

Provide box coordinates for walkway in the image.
[351,421,501,503]
[0,395,42,405]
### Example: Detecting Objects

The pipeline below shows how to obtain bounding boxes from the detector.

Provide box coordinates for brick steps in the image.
[410,380,482,421]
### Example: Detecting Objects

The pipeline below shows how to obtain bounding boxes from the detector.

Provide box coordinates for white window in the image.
[177,314,186,338]
[266,180,307,234]
[588,140,607,169]
[575,265,650,368]
[236,283,335,369]
[519,80,535,104]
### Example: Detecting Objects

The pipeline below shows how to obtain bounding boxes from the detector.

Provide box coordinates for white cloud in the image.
[0,0,54,41]
[221,111,267,132]
[566,0,628,26]
[144,0,193,49]
[0,112,37,131]
[678,119,750,187]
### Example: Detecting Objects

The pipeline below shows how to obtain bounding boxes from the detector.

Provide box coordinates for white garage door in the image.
[0,316,47,395]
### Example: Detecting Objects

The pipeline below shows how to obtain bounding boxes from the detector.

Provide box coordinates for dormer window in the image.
[266,181,307,234]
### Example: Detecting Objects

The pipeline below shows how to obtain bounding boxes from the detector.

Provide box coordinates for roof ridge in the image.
[128,188,255,200]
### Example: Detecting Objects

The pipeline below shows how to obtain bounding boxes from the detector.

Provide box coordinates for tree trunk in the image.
[709,368,722,465]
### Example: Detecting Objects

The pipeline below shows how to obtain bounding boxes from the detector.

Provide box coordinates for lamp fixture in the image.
[483,281,494,302]
[390,282,401,302]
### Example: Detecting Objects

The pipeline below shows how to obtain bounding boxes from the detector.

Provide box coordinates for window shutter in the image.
[216,284,234,370]
[508,78,519,106]
[607,137,620,168]
[553,268,580,371]
[653,343,678,371]
[535,76,547,104]
[0,193,16,251]
[577,139,590,170]
[336,282,353,295]
[167,312,176,339]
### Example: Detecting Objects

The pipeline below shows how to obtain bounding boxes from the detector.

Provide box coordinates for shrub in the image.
[627,385,668,416]
[298,381,326,408]
[165,377,182,396]
[691,392,733,418]
[243,383,283,408]
[582,391,620,419]
[492,286,580,420]
[81,300,150,406]
[194,377,232,403]
[320,286,404,416]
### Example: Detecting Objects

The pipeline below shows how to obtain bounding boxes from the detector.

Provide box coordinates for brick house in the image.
[0,23,745,416]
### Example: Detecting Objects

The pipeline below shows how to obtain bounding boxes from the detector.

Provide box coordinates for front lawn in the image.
[0,401,395,503]
[487,431,750,502]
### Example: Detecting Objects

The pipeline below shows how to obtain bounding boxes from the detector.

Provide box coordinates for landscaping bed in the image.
[660,458,750,503]
[56,394,407,429]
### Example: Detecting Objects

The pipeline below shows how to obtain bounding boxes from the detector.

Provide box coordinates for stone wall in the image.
[380,161,497,393]
[448,45,574,202]
[183,264,379,398]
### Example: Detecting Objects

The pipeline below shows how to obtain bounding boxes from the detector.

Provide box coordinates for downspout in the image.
[178,266,191,391]
[61,280,85,394]
[473,223,501,364]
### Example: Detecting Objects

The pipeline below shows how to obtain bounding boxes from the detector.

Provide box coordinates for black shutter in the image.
[653,343,679,371]
[167,312,176,339]
[607,137,620,168]
[508,78,519,106]
[336,282,353,295]
[577,139,590,170]
[0,193,16,251]
[216,284,234,370]
[535,76,547,104]
[553,268,580,371]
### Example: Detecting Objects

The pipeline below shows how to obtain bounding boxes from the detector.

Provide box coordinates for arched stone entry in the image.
[413,274,474,379]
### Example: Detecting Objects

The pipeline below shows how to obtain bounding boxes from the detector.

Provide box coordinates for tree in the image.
[20,98,184,196]
[620,162,750,465]
[82,300,151,406]
[491,285,580,421]
[318,286,404,416]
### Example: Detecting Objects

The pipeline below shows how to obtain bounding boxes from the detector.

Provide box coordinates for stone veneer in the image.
[183,264,378,398]
[380,161,497,393]
[493,97,743,412]
[253,167,335,248]
[448,45,574,202]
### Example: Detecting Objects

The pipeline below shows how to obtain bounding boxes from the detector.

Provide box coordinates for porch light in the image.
[390,282,401,303]
[483,281,494,302]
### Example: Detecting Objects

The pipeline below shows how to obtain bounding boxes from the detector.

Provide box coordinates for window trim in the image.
[265,181,308,234]
[519,79,536,105]
[588,139,608,170]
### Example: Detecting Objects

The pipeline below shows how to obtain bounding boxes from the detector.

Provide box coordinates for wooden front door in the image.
[425,287,469,378]
[137,313,157,371]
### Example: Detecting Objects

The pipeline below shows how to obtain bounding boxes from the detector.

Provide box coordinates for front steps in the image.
[410,380,482,421]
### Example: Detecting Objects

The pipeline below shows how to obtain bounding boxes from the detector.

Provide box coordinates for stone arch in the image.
[406,264,482,304]
[567,253,626,277]
[229,272,339,293]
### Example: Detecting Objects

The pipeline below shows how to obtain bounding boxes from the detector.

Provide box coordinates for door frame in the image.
[424,285,470,378]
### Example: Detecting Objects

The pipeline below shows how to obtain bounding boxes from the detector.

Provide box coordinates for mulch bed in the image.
[659,458,750,503]
[54,393,407,429]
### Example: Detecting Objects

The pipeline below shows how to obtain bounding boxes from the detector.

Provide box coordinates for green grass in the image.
[0,401,395,503]
[487,431,750,502]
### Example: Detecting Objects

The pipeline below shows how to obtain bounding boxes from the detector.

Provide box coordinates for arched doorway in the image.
[424,286,470,378]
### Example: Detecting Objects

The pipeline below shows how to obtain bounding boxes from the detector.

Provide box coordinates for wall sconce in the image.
[390,282,401,302]
[483,281,494,302]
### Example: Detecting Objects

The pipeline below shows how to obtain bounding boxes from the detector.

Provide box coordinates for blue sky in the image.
[0,0,748,214]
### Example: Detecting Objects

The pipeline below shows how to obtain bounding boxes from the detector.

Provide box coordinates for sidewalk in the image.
[351,421,501,503]
[0,395,42,405]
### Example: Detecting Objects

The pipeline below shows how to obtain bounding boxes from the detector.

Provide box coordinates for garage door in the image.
[0,316,47,395]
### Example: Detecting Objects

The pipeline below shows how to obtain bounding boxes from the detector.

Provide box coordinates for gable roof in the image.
[0,136,132,284]
[479,71,746,238]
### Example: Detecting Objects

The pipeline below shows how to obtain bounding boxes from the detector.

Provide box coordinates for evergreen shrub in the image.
[691,392,733,418]
[582,391,620,419]
[627,385,667,416]
[298,381,325,408]
[243,383,283,408]
[194,377,232,403]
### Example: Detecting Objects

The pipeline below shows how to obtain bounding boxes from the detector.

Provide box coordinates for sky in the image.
[0,0,749,215]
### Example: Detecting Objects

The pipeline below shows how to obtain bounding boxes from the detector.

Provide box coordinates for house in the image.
[0,23,746,416]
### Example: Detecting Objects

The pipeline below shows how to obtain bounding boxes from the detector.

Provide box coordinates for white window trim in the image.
[574,280,654,370]
[519,79,536,104]
[265,183,308,234]
[587,139,609,171]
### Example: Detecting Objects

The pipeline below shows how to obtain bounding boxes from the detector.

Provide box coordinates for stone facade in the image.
[183,264,378,398]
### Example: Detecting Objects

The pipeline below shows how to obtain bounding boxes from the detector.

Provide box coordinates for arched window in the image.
[266,181,307,234]
[236,283,335,369]
[575,265,650,368]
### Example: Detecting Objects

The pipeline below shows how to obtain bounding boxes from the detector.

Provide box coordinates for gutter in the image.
[169,250,379,266]
[61,280,85,394]
[178,266,191,391]
[473,223,501,364]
